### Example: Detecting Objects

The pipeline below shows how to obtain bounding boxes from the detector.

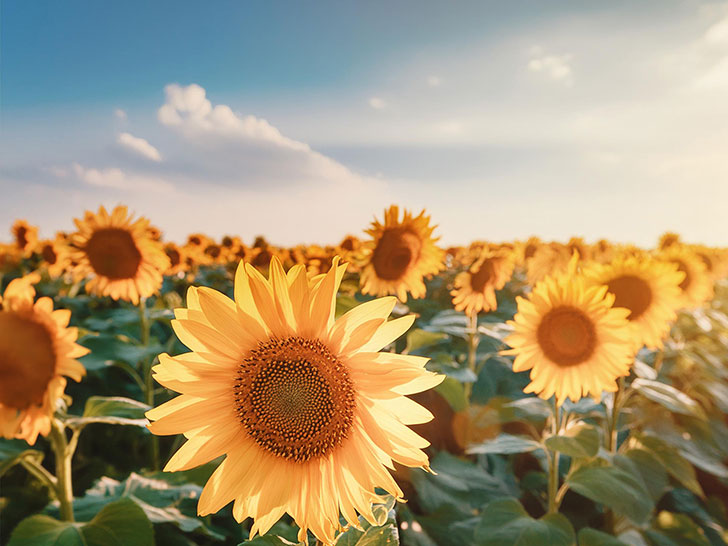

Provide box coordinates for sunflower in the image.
[657,246,713,309]
[359,205,445,302]
[37,236,71,279]
[146,256,442,544]
[164,242,188,276]
[70,206,170,304]
[11,220,39,257]
[503,259,634,404]
[584,255,683,350]
[526,243,571,286]
[451,249,515,316]
[0,274,88,444]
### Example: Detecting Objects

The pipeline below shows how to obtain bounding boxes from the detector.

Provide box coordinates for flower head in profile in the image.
[504,257,634,404]
[147,256,443,544]
[11,220,39,257]
[657,246,713,310]
[70,205,169,304]
[360,205,445,302]
[451,249,515,316]
[0,274,88,444]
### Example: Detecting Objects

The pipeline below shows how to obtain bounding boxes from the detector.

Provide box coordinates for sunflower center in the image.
[234,337,355,462]
[0,312,56,409]
[166,247,181,267]
[42,244,58,265]
[673,260,691,291]
[537,306,597,366]
[470,259,496,293]
[607,274,652,320]
[16,227,28,249]
[372,228,422,281]
[85,228,142,280]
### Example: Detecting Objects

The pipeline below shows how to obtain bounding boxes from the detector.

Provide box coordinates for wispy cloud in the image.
[117,132,162,162]
[114,108,127,121]
[427,75,442,87]
[527,47,573,85]
[66,163,173,192]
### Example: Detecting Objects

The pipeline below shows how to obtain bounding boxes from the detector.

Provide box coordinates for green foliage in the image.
[474,498,575,545]
[8,498,154,546]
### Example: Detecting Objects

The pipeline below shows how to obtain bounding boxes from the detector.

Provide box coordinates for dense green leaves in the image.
[578,528,629,545]
[545,423,600,459]
[632,379,706,419]
[8,498,153,546]
[566,464,654,524]
[474,498,575,546]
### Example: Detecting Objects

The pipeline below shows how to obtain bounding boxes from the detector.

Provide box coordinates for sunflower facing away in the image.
[146,256,443,544]
[359,205,445,302]
[503,258,634,404]
[658,246,714,310]
[0,274,88,444]
[451,249,515,316]
[584,254,683,351]
[70,205,170,304]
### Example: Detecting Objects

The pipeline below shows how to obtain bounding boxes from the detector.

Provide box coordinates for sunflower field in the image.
[1,204,728,546]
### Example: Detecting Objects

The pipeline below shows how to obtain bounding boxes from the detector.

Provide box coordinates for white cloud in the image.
[427,75,442,87]
[527,48,574,85]
[117,132,162,162]
[368,97,387,109]
[704,14,728,46]
[114,108,128,121]
[68,163,173,192]
[157,83,308,151]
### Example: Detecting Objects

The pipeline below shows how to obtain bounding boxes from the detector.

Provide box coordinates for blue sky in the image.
[2,0,727,246]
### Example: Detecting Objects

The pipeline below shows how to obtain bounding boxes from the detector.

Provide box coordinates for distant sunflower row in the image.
[2,205,726,311]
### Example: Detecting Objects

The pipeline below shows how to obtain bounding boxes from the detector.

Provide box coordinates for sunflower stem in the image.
[607,376,625,454]
[138,298,160,471]
[49,419,74,522]
[463,312,480,401]
[547,399,561,515]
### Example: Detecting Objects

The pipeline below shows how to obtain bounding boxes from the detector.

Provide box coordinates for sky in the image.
[1,0,727,247]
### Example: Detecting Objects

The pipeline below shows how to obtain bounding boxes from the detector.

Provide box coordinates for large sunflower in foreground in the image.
[657,246,713,310]
[503,260,634,404]
[0,274,88,444]
[360,205,445,302]
[147,256,443,544]
[451,249,515,316]
[584,255,683,351]
[70,205,170,304]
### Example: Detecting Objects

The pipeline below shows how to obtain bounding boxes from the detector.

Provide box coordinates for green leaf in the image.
[79,334,164,370]
[8,497,154,546]
[436,377,467,412]
[566,464,654,524]
[467,433,543,455]
[0,439,44,477]
[613,449,668,502]
[45,472,221,539]
[633,434,703,497]
[651,511,711,546]
[545,423,600,459]
[409,452,516,516]
[578,528,629,545]
[405,329,448,354]
[503,397,551,421]
[632,379,706,419]
[474,498,575,545]
[66,396,150,428]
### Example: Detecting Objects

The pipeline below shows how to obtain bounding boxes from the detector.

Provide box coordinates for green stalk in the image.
[48,419,74,522]
[463,312,480,401]
[607,377,625,454]
[139,298,160,471]
[547,400,561,514]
